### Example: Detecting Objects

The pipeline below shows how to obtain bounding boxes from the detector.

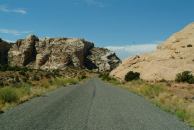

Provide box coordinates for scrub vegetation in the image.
[0,66,87,112]
[100,72,194,127]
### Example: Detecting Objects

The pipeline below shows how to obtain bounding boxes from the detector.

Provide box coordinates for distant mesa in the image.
[0,35,121,72]
[110,22,194,81]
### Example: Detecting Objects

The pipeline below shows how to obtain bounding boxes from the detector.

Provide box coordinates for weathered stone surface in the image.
[0,39,11,65]
[8,35,39,67]
[86,48,121,72]
[6,35,120,72]
[110,22,194,81]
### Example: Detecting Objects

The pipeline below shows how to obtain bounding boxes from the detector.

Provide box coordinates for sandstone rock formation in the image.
[87,47,121,72]
[110,23,194,81]
[0,35,120,72]
[0,39,11,65]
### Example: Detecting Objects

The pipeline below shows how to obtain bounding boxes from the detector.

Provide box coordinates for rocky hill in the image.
[0,35,120,72]
[110,23,194,81]
[0,38,11,65]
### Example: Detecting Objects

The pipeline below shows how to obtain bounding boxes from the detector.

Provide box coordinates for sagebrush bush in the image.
[51,78,78,86]
[125,71,140,81]
[138,84,164,98]
[175,71,194,84]
[0,87,19,103]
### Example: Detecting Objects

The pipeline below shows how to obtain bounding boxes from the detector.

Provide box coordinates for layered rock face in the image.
[2,35,120,71]
[110,23,194,81]
[86,48,121,72]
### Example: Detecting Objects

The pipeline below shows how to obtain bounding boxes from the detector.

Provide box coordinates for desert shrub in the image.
[0,87,19,103]
[65,78,78,85]
[0,80,4,87]
[125,71,140,81]
[11,83,31,95]
[45,71,54,79]
[40,79,50,88]
[19,71,26,76]
[0,65,31,72]
[0,65,9,71]
[51,78,78,86]
[108,78,121,85]
[175,109,189,121]
[52,69,60,77]
[32,74,40,81]
[78,75,87,80]
[187,44,193,48]
[99,73,121,85]
[175,71,194,84]
[17,87,31,97]
[139,84,164,98]
[21,77,28,82]
[14,76,20,83]
[99,73,112,81]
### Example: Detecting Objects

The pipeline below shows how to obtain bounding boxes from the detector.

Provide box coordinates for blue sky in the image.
[0,0,194,59]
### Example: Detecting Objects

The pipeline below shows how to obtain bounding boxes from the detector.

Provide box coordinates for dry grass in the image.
[51,77,79,87]
[120,80,194,127]
[0,77,82,112]
[101,75,194,127]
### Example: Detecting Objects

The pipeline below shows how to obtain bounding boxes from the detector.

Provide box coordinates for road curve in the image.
[0,78,193,130]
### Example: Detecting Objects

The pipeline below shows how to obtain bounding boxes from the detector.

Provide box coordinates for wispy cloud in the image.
[0,5,27,14]
[106,44,158,60]
[4,39,15,43]
[0,29,31,35]
[83,0,105,7]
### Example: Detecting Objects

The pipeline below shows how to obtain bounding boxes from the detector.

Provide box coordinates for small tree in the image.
[125,71,140,81]
[175,71,194,84]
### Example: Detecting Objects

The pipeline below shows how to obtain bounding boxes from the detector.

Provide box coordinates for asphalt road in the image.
[0,78,193,130]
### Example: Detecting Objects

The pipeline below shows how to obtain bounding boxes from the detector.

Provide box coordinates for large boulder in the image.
[110,22,194,81]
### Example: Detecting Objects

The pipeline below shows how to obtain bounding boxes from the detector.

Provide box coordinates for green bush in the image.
[187,44,193,48]
[0,87,19,103]
[175,109,188,121]
[125,71,140,81]
[99,73,112,81]
[175,71,194,84]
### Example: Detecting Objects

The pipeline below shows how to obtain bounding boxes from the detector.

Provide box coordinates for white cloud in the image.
[4,39,15,43]
[0,29,31,35]
[0,5,27,14]
[84,0,104,7]
[106,44,158,60]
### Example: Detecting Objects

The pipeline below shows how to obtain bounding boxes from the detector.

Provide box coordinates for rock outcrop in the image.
[0,35,120,72]
[86,48,121,72]
[0,39,11,65]
[110,23,194,81]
